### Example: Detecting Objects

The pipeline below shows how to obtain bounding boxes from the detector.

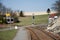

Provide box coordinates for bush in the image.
[20,11,25,17]
[0,15,6,24]
[14,17,20,23]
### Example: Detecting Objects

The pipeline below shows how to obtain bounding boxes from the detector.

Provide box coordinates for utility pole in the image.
[32,13,35,25]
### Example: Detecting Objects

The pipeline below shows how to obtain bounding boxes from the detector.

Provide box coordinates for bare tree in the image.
[0,3,3,14]
[0,3,6,15]
[52,0,60,16]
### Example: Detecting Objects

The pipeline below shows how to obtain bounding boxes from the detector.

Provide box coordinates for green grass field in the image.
[15,14,48,26]
[0,30,17,40]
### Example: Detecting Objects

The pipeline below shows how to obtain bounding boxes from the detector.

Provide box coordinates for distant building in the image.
[49,13,57,18]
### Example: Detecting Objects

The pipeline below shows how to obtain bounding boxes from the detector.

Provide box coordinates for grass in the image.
[15,14,48,26]
[0,29,17,40]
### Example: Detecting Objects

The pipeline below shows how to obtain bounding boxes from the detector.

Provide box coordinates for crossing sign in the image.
[6,13,11,16]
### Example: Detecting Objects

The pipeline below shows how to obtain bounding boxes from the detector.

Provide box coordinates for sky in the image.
[1,0,56,12]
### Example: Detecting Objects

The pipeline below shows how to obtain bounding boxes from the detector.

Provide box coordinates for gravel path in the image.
[13,27,31,40]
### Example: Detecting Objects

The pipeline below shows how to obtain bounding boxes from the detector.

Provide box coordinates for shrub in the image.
[20,11,24,17]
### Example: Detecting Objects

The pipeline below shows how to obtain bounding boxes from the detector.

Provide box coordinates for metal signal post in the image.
[32,13,35,25]
[47,8,51,26]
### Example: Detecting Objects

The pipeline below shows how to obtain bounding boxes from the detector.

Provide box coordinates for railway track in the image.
[34,27,60,40]
[27,27,40,40]
[26,27,60,40]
